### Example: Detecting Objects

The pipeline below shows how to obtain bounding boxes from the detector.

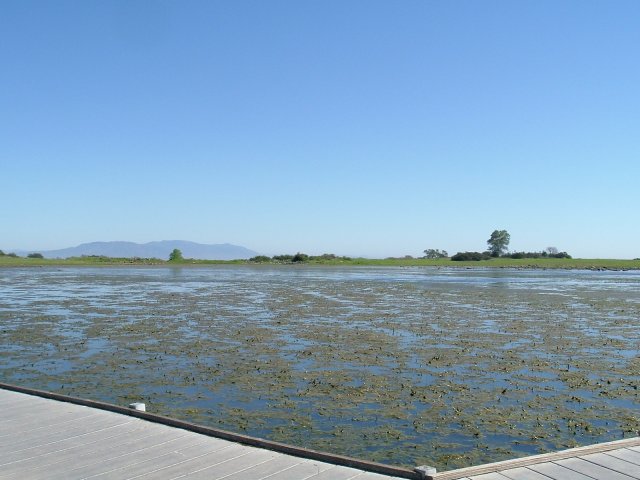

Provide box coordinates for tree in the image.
[291,252,309,263]
[168,248,184,262]
[423,248,448,259]
[487,229,510,257]
[27,253,44,259]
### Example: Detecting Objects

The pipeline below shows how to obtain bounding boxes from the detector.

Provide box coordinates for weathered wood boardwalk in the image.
[432,436,640,480]
[1,385,639,480]
[0,386,409,480]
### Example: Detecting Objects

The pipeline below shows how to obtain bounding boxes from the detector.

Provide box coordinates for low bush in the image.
[272,254,294,262]
[249,255,271,263]
[451,251,490,261]
[292,252,309,263]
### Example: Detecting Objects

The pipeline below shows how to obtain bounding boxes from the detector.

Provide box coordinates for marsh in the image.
[0,266,638,470]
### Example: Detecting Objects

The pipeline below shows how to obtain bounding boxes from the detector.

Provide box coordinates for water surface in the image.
[0,266,638,470]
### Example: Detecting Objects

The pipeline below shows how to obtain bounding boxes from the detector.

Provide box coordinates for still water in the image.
[0,266,638,469]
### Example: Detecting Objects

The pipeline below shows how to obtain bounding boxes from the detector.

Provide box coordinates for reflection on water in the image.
[0,266,638,470]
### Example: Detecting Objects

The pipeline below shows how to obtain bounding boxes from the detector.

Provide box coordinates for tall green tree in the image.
[487,229,510,257]
[168,248,184,262]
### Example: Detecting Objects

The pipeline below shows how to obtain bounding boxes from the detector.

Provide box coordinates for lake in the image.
[0,266,638,470]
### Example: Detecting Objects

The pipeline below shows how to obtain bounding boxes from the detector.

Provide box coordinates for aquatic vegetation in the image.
[0,266,638,470]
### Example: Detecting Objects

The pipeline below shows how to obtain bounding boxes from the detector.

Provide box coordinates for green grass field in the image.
[1,255,639,270]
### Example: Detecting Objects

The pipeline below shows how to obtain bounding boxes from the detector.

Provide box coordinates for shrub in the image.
[451,251,489,261]
[27,253,44,259]
[249,255,271,263]
[272,254,294,262]
[291,252,309,263]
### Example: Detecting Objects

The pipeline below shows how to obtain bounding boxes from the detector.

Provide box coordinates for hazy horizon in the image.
[5,238,638,260]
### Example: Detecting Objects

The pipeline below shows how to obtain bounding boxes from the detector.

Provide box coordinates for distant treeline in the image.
[0,250,44,258]
[73,255,164,264]
[451,250,572,261]
[429,229,573,262]
[249,253,352,263]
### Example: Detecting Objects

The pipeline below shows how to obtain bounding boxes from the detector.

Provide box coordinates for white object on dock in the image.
[415,465,437,479]
[128,402,146,411]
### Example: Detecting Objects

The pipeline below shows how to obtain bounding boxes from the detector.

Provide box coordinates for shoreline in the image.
[1,257,640,271]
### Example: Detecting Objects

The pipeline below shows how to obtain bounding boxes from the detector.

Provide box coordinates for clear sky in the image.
[2,1,639,258]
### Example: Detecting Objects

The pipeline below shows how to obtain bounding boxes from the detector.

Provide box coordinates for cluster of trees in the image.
[427,230,571,262]
[249,253,352,263]
[423,248,448,259]
[0,250,43,258]
[508,250,571,259]
[451,251,492,261]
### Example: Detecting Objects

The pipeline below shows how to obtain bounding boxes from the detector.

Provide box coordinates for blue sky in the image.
[2,1,639,258]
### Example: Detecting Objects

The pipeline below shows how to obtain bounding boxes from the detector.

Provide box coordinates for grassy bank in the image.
[1,255,639,270]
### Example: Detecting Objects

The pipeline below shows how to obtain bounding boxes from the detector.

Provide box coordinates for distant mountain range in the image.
[30,241,259,260]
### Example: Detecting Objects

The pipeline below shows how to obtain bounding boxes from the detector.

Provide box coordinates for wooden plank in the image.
[556,457,637,479]
[576,452,640,478]
[0,412,130,448]
[0,398,104,423]
[358,473,422,480]
[306,465,368,479]
[162,448,275,479]
[497,467,553,480]
[0,400,86,418]
[605,448,640,466]
[239,460,335,480]
[206,453,306,480]
[433,438,640,480]
[6,434,210,480]
[81,443,248,479]
[467,473,510,479]
[528,461,600,480]
[0,420,141,464]
[0,427,186,479]
[129,444,271,479]
[0,408,100,433]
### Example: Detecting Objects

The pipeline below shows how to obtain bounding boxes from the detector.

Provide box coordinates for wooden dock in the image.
[431,436,640,480]
[1,384,639,480]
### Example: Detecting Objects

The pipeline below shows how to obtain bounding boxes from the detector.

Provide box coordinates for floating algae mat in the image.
[0,266,638,470]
